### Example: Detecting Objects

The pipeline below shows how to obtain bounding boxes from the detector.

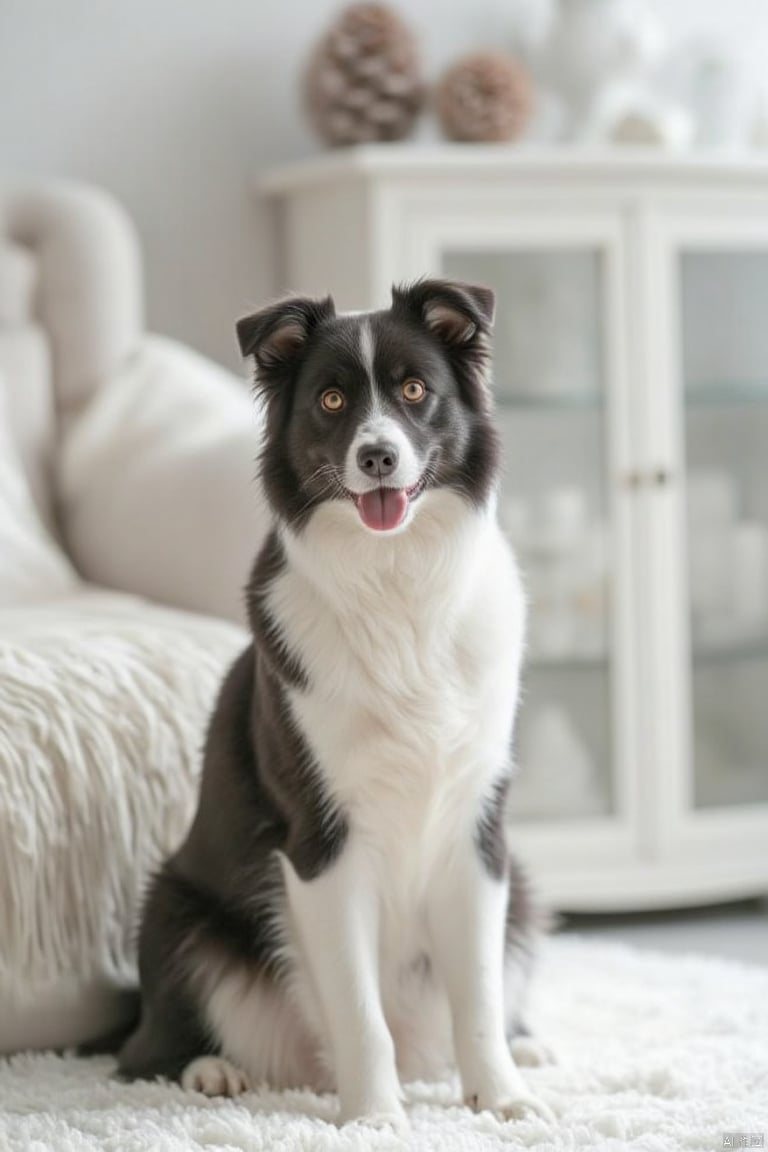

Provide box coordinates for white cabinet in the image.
[261,146,768,911]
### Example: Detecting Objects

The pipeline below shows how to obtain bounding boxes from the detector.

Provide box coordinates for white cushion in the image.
[60,335,269,625]
[0,377,78,604]
[0,587,246,1051]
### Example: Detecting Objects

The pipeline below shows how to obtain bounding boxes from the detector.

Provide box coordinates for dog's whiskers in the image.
[292,465,347,520]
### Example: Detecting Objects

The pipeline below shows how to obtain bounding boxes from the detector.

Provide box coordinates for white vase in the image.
[690,51,751,150]
[536,0,665,140]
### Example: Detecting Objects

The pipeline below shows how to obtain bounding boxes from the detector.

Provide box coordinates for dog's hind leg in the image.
[504,853,556,1067]
[117,986,216,1085]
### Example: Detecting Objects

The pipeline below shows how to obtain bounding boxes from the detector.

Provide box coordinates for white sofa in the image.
[0,184,269,1052]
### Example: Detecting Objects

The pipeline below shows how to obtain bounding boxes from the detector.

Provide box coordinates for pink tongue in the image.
[357,488,408,531]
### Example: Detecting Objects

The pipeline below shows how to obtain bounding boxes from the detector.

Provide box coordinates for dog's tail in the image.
[504,851,554,1039]
[76,988,141,1056]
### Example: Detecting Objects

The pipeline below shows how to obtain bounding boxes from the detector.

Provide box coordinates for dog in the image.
[118,278,552,1128]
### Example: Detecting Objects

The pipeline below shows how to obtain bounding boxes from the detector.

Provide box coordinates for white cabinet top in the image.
[259,144,768,194]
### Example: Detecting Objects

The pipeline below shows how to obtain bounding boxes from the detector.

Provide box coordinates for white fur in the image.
[358,318,376,400]
[344,413,421,497]
[181,1056,248,1097]
[344,318,422,500]
[194,948,328,1092]
[262,489,539,1119]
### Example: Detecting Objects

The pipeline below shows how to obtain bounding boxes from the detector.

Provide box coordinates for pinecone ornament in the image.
[304,3,425,147]
[437,52,532,143]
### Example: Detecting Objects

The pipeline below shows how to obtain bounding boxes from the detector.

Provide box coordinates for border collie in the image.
[118,279,551,1128]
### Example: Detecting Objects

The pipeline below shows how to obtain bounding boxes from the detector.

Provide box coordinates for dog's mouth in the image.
[350,477,426,532]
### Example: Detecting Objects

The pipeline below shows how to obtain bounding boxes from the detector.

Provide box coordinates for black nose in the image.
[357,441,399,478]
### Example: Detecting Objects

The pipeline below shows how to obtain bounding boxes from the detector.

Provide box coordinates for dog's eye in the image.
[402,379,426,403]
[321,389,345,413]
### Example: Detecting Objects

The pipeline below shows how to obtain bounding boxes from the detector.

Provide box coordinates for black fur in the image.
[119,624,347,1080]
[476,773,512,881]
[246,532,309,690]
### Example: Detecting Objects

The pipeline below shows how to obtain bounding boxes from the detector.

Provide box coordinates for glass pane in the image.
[681,251,768,808]
[443,249,613,821]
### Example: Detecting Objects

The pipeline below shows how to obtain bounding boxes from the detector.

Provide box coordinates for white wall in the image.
[2,0,767,370]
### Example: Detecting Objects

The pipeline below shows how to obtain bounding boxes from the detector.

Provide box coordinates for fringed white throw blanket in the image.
[2,937,767,1151]
[0,592,244,1003]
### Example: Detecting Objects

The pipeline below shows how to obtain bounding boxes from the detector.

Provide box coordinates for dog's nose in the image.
[357,442,399,478]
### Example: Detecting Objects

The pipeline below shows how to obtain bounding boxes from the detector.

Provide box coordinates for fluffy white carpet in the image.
[1,937,766,1152]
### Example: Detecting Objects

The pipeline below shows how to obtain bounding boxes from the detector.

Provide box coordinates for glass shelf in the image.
[496,383,768,412]
[527,635,768,671]
[693,634,768,665]
[686,382,768,406]
[497,391,602,411]
[528,650,607,670]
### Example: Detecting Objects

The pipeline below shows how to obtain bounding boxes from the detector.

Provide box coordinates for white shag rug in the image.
[2,937,766,1152]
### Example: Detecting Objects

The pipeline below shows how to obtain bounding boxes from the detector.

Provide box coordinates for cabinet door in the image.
[395,203,641,882]
[652,211,768,884]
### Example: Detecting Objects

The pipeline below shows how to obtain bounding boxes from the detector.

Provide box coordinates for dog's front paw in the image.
[340,1095,409,1133]
[464,1061,555,1125]
[465,1088,554,1123]
[181,1056,249,1097]
[509,1034,558,1068]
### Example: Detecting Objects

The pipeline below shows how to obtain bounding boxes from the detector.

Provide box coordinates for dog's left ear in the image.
[392,279,495,410]
[391,278,495,345]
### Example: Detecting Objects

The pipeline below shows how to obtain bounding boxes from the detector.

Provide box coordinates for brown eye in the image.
[402,379,426,403]
[321,389,345,412]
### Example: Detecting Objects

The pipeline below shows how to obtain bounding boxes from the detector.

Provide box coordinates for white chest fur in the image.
[271,492,525,903]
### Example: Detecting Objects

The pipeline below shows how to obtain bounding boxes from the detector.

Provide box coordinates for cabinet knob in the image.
[623,468,673,489]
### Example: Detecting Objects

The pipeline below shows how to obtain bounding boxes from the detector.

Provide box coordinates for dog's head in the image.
[237,279,500,534]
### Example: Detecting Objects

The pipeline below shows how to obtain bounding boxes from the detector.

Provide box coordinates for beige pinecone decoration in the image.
[304,3,424,147]
[437,52,532,143]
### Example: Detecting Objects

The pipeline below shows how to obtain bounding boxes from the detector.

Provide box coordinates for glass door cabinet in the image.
[263,149,768,909]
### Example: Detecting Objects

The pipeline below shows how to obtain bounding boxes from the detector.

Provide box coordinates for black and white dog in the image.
[118,279,551,1128]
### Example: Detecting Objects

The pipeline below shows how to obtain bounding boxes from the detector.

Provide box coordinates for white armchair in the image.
[0,183,269,1052]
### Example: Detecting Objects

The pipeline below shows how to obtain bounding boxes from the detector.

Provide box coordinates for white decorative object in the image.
[586,84,693,149]
[534,486,589,554]
[686,472,768,642]
[689,50,751,151]
[689,530,729,633]
[533,0,667,142]
[730,521,768,629]
[527,556,577,659]
[687,471,736,638]
[687,471,738,528]
[524,492,609,660]
[261,147,768,912]
[514,705,602,818]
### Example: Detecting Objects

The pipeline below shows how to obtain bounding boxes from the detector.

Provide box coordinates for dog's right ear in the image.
[236,295,336,389]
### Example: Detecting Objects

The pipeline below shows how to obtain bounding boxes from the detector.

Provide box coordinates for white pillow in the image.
[0,376,78,604]
[60,335,269,624]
